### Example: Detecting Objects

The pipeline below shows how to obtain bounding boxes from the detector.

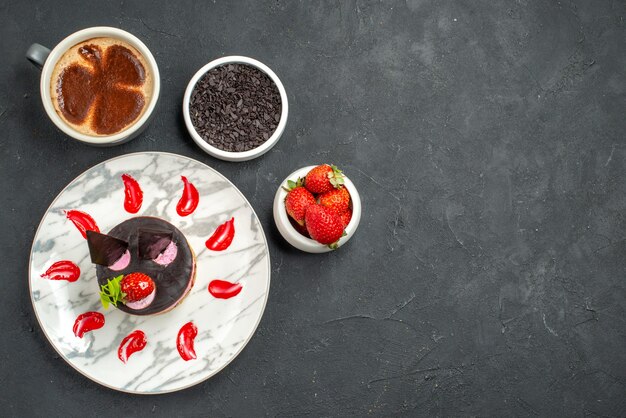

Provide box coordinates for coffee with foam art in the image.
[50,37,154,136]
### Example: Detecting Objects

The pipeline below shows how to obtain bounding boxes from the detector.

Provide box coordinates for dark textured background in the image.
[1,1,625,416]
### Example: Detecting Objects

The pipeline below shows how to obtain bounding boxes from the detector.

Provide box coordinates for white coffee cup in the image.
[26,27,160,146]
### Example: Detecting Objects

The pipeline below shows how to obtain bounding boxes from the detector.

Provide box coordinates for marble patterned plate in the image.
[29,152,270,394]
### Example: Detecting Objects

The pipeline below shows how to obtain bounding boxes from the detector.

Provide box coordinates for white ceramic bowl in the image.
[183,56,288,162]
[273,166,361,253]
[29,27,160,146]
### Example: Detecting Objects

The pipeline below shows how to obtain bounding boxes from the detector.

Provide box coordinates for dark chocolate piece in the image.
[138,227,173,259]
[86,230,128,266]
[96,217,194,316]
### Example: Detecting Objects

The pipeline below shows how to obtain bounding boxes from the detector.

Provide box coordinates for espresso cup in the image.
[26,27,160,146]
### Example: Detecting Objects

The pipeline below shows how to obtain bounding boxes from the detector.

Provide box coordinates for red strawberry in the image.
[99,272,156,309]
[340,208,353,228]
[284,177,316,225]
[305,204,345,247]
[121,272,155,302]
[318,187,350,215]
[288,216,310,238]
[304,164,345,194]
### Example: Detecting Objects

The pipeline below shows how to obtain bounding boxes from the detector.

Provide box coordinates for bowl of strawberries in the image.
[273,164,361,253]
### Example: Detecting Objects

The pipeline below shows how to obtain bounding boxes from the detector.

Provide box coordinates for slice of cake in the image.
[87,216,196,315]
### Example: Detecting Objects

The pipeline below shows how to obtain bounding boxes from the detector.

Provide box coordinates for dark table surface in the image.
[1,1,625,416]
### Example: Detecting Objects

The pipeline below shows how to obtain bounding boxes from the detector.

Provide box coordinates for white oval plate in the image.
[29,152,270,394]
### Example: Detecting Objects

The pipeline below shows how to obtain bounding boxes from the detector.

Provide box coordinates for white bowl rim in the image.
[182,55,289,162]
[273,165,361,253]
[40,26,161,145]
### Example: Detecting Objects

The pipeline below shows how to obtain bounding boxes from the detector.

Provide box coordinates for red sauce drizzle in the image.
[208,280,242,299]
[176,176,199,217]
[205,217,235,251]
[65,209,99,239]
[121,174,143,213]
[118,330,147,364]
[176,321,198,361]
[73,312,105,338]
[41,260,80,282]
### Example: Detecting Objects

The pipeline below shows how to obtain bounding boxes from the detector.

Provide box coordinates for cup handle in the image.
[26,43,51,69]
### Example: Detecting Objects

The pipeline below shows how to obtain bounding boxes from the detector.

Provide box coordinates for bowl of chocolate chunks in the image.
[183,56,288,162]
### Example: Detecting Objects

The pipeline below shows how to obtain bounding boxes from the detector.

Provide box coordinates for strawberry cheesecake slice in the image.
[87,217,196,315]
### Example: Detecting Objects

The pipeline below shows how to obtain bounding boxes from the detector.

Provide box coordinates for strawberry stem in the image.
[329,165,345,188]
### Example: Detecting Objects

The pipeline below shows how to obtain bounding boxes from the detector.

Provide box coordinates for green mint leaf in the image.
[99,275,124,309]
[100,293,110,310]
